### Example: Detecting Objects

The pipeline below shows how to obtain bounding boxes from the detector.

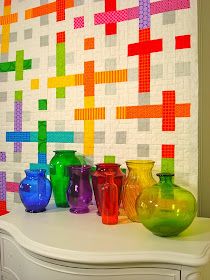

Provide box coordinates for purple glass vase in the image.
[66,165,92,214]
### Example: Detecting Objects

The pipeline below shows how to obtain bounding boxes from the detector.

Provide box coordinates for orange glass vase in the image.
[122,160,156,222]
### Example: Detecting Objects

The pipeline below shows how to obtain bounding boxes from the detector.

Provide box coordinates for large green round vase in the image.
[136,173,197,237]
[50,150,82,207]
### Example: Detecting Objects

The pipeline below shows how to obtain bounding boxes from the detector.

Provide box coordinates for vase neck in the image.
[69,165,91,176]
[126,161,156,187]
[25,169,45,178]
[158,173,174,184]
[126,160,154,175]
[96,163,120,171]
[96,163,120,169]
[105,173,115,184]
[157,174,175,199]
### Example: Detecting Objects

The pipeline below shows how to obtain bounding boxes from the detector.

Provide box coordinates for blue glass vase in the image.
[19,169,52,213]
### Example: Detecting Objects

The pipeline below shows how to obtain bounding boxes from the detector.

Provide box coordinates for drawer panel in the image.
[1,235,180,280]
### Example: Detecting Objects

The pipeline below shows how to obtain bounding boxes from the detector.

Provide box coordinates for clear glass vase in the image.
[122,160,156,222]
[136,173,197,237]
[19,169,52,213]
[49,150,82,207]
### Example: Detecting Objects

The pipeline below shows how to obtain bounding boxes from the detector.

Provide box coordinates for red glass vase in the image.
[101,173,118,225]
[92,163,125,215]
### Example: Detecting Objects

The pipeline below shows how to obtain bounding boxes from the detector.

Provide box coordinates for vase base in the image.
[55,203,69,208]
[70,208,89,214]
[97,210,120,216]
[25,208,46,213]
[153,232,179,237]
[128,215,141,223]
[0,210,9,216]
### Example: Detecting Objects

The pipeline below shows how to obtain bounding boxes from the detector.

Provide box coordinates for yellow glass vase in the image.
[122,160,156,222]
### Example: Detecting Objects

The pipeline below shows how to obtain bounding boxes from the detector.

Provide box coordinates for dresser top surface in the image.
[0,204,210,266]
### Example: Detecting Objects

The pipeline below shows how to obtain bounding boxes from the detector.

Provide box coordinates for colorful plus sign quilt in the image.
[0,0,198,212]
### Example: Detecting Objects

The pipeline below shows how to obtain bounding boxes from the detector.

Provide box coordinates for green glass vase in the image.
[136,173,197,237]
[50,150,82,207]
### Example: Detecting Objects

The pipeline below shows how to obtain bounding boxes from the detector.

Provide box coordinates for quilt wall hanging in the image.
[0,0,198,212]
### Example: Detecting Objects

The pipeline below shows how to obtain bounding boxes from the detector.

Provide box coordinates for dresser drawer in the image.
[1,234,180,280]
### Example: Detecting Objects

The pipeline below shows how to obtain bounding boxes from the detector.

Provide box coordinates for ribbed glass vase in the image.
[122,160,156,222]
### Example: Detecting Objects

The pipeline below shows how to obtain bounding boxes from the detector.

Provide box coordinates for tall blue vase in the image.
[19,169,52,213]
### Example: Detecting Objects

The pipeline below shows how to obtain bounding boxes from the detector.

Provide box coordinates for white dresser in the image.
[0,205,210,280]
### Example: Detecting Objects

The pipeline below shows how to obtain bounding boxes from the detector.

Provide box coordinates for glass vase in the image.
[19,169,52,213]
[122,160,156,222]
[49,150,82,207]
[66,165,92,214]
[136,173,197,237]
[101,173,118,225]
[92,163,125,215]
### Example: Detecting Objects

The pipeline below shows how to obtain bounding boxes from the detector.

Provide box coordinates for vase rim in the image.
[157,172,174,177]
[126,160,155,165]
[68,165,91,170]
[25,169,46,174]
[53,150,76,153]
[96,163,121,168]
